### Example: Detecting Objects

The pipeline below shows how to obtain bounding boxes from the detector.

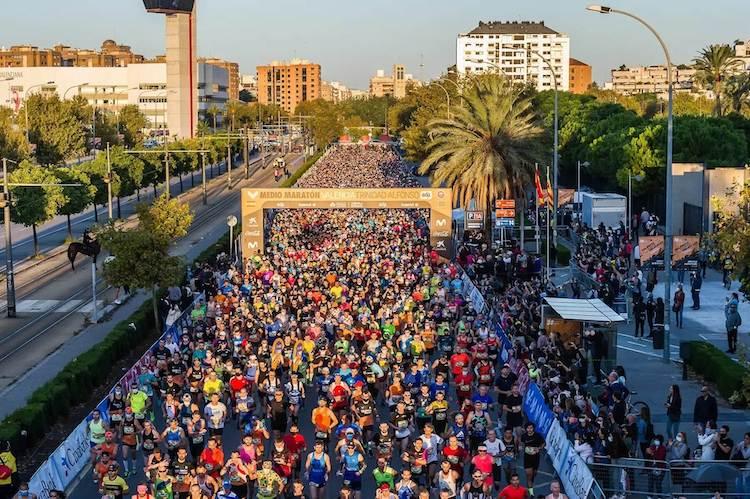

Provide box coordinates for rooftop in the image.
[466,21,558,36]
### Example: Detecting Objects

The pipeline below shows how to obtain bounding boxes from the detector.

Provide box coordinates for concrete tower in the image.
[144,0,197,139]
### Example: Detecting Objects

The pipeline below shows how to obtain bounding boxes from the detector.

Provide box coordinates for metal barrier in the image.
[587,458,750,498]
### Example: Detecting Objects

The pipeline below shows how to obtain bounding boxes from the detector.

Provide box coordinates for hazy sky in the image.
[1,0,747,89]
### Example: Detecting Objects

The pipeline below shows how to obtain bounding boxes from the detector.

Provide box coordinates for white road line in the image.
[78,300,105,313]
[617,344,683,363]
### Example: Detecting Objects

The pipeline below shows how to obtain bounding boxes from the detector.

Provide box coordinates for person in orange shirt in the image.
[311,398,338,447]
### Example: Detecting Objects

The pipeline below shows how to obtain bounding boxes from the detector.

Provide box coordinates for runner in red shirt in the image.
[499,473,529,499]
[453,367,475,405]
[450,350,471,377]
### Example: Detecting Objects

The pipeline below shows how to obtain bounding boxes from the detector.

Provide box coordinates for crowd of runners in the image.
[296,145,420,189]
[52,145,563,499]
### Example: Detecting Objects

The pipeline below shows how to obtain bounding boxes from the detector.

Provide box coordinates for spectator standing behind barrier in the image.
[725,292,742,354]
[0,441,17,499]
[664,384,682,440]
[10,482,36,499]
[693,386,719,429]
[697,421,719,461]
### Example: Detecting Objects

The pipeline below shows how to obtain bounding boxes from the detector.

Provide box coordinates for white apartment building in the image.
[456,21,570,92]
[607,65,698,96]
[0,62,228,131]
[735,39,750,71]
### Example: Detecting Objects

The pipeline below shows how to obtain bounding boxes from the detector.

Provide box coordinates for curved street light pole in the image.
[63,83,89,100]
[433,82,451,119]
[587,4,674,362]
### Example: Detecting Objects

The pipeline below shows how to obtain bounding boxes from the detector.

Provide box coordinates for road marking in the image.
[617,344,683,363]
[78,300,105,313]
[56,300,85,313]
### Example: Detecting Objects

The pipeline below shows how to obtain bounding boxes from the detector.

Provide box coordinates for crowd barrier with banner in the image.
[460,266,603,499]
[26,294,202,499]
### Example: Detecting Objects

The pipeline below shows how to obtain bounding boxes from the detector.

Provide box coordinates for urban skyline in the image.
[0,0,746,90]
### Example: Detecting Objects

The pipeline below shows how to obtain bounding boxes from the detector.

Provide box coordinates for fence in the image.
[26,293,203,499]
[589,458,750,498]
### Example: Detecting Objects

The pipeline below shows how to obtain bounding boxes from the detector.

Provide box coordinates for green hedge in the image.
[279,151,323,188]
[683,341,749,404]
[557,245,572,266]
[0,300,158,452]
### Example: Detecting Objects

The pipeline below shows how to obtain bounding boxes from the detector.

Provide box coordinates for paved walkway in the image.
[613,268,750,436]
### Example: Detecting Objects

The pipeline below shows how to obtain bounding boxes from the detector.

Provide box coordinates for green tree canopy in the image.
[136,194,194,241]
[24,93,88,164]
[118,105,149,148]
[55,167,96,239]
[9,160,65,255]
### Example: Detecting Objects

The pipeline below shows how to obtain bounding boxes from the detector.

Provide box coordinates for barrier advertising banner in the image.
[241,188,453,259]
[522,383,555,437]
[559,444,596,499]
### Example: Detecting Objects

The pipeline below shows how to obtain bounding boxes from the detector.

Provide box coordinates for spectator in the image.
[690,271,702,310]
[693,386,719,429]
[716,425,734,461]
[0,441,17,499]
[665,384,682,440]
[697,421,719,461]
[725,292,742,354]
[10,482,36,499]
[673,284,685,329]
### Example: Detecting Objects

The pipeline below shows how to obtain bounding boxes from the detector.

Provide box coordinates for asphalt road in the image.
[0,152,303,392]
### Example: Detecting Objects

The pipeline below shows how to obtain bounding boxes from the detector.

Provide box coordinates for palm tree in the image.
[693,44,744,116]
[724,73,750,114]
[419,75,543,236]
[206,105,220,132]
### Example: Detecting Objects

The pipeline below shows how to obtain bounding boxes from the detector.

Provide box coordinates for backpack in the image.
[0,455,11,480]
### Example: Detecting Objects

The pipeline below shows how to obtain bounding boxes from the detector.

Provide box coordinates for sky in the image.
[1,0,747,89]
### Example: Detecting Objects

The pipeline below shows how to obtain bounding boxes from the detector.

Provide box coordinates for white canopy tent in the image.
[543,297,625,324]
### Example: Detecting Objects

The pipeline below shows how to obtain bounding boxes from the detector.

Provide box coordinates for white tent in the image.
[543,297,625,324]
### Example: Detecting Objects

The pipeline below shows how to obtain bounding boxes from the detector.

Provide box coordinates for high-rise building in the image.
[369,65,417,98]
[456,21,570,92]
[607,65,697,96]
[256,59,321,113]
[0,40,147,68]
[735,39,750,70]
[321,81,352,103]
[240,74,258,100]
[568,58,592,94]
[201,58,240,100]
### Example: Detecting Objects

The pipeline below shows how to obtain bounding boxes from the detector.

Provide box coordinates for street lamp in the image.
[587,4,675,363]
[24,81,55,143]
[432,82,452,119]
[63,83,89,100]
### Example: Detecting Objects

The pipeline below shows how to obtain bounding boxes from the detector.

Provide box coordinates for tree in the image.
[55,167,96,241]
[76,155,121,222]
[23,93,88,164]
[724,73,750,115]
[206,105,221,132]
[419,75,543,228]
[137,194,194,241]
[118,105,149,148]
[711,182,750,295]
[0,108,31,162]
[693,44,744,117]
[295,99,344,148]
[9,161,65,256]
[99,196,193,326]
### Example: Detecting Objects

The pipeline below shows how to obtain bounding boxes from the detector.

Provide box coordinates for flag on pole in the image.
[546,168,554,207]
[534,166,545,205]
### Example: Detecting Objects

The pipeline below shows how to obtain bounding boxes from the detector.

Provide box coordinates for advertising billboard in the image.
[638,235,700,266]
[241,188,453,259]
[465,210,485,230]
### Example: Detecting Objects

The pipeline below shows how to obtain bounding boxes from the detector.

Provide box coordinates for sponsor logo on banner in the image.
[27,461,63,499]
[560,445,595,499]
[247,191,259,199]
[436,240,446,249]
[420,191,433,200]
[522,383,555,436]
[49,420,89,483]
[248,241,259,249]
[435,218,447,227]
[545,420,570,472]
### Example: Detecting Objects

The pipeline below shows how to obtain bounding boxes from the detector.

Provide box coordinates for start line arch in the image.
[241,188,453,259]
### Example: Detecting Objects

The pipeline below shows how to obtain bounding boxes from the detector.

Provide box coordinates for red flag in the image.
[534,166,545,204]
[546,168,554,207]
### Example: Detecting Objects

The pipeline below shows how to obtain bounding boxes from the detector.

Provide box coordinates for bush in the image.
[557,245,572,266]
[683,341,749,404]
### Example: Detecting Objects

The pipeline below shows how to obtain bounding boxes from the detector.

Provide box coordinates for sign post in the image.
[227,215,238,263]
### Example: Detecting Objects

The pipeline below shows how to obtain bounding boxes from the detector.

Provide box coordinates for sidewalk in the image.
[614,268,750,434]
